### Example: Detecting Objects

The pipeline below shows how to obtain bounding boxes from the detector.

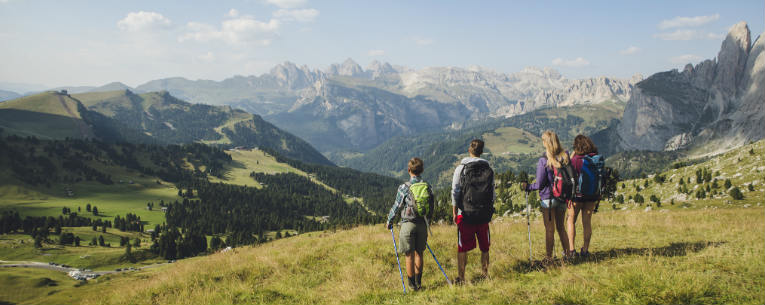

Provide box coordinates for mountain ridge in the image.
[616,22,764,155]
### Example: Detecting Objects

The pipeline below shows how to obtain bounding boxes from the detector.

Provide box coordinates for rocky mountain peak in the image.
[714,22,751,95]
[366,60,395,79]
[270,61,315,90]
[327,58,364,77]
[615,21,763,154]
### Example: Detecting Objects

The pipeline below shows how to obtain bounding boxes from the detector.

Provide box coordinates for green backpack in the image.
[406,181,431,217]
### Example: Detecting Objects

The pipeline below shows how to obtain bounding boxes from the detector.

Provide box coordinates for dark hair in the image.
[573,135,598,155]
[469,139,484,156]
[408,157,424,175]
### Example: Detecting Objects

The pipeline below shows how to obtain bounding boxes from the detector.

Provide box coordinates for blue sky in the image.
[0,0,762,89]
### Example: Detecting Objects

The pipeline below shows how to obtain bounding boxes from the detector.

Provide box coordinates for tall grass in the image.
[78,206,763,305]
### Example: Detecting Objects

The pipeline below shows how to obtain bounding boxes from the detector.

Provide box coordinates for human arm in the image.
[526,158,548,191]
[451,164,464,209]
[386,184,408,229]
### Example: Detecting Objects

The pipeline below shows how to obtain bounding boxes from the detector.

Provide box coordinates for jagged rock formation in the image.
[617,22,764,154]
[130,60,638,152]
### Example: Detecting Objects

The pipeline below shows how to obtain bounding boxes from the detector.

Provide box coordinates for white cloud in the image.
[654,29,725,41]
[658,14,719,29]
[367,49,385,56]
[670,54,703,64]
[414,37,434,46]
[179,16,280,45]
[198,51,215,62]
[551,57,590,68]
[227,9,239,18]
[265,0,307,8]
[273,8,319,22]
[654,29,698,41]
[619,46,640,55]
[117,11,171,32]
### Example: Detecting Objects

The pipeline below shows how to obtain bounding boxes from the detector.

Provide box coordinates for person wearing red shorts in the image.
[451,139,495,284]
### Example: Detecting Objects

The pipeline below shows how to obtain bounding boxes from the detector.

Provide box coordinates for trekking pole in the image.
[525,190,532,263]
[390,228,406,295]
[426,242,452,286]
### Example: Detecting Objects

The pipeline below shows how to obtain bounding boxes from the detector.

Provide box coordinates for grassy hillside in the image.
[72,90,333,166]
[18,202,759,305]
[0,91,95,140]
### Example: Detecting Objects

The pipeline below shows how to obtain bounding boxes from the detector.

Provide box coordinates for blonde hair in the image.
[541,130,569,169]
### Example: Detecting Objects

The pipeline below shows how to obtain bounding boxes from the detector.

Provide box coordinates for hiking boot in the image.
[415,273,422,290]
[408,276,419,291]
[580,248,590,259]
[454,277,465,285]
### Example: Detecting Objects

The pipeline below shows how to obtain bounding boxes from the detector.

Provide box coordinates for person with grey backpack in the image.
[386,157,435,291]
[451,139,495,284]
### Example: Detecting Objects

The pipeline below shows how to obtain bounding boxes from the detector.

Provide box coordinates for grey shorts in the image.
[399,221,427,254]
[541,199,567,211]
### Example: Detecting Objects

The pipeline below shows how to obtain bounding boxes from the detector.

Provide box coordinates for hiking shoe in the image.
[415,273,422,290]
[580,248,591,259]
[454,277,465,286]
[408,276,419,291]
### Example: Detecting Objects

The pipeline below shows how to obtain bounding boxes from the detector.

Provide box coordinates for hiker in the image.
[386,157,435,291]
[567,134,602,258]
[452,139,494,284]
[521,130,571,262]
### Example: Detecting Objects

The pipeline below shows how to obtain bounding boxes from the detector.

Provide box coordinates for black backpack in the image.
[459,161,495,224]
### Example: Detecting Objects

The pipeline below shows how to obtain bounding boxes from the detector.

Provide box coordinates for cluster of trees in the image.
[166,175,377,239]
[0,211,101,235]
[262,147,400,214]
[149,224,207,260]
[114,213,144,232]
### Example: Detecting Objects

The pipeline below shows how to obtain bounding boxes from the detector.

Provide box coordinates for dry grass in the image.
[71,204,764,305]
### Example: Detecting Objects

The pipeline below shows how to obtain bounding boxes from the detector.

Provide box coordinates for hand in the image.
[452,215,457,225]
[386,222,393,230]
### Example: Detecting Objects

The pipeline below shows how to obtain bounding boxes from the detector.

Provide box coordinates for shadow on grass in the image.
[512,241,726,273]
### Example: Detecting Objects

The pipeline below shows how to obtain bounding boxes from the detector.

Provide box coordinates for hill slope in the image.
[0,91,153,143]
[71,89,334,166]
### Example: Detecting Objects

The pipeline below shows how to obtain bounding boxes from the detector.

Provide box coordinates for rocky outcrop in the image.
[616,21,764,154]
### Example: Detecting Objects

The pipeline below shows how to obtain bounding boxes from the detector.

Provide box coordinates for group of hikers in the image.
[386,130,605,291]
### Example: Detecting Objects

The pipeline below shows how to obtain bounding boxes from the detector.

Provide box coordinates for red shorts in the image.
[456,215,490,253]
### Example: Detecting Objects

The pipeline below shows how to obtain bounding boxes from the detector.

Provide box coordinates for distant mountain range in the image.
[7,61,638,153]
[121,61,638,152]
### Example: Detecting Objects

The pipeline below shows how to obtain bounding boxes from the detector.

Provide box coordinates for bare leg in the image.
[405,252,414,277]
[457,252,467,280]
[566,203,580,253]
[481,251,489,276]
[581,201,595,252]
[555,208,569,256]
[541,208,555,259]
[414,251,423,275]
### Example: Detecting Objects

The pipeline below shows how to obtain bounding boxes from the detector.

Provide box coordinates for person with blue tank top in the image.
[567,135,601,258]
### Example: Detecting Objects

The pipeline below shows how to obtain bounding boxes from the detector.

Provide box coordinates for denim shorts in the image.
[541,199,566,211]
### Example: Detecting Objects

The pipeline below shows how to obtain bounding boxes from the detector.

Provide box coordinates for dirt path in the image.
[0,260,167,277]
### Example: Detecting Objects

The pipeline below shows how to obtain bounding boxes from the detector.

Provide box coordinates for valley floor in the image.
[3,197,761,305]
